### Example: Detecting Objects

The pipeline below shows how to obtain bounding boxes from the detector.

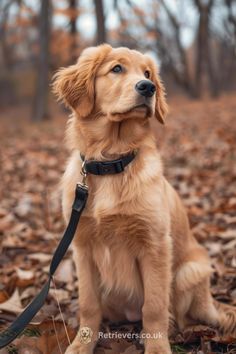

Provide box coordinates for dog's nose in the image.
[135,80,156,97]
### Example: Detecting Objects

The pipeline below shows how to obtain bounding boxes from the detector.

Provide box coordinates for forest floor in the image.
[0,95,236,354]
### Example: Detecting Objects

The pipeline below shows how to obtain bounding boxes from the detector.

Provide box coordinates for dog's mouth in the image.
[112,104,152,117]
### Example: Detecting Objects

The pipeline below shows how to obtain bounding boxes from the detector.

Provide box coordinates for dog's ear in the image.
[147,57,168,124]
[53,44,112,118]
[153,73,168,124]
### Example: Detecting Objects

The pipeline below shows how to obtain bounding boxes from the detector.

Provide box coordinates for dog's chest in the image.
[92,215,148,298]
[93,243,142,299]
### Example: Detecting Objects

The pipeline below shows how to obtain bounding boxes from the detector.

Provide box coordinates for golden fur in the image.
[53,44,236,354]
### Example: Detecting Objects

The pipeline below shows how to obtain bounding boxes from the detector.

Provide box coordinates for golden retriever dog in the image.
[53,44,236,354]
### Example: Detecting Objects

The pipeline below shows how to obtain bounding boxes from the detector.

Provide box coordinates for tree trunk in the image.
[94,0,106,44]
[194,0,218,97]
[32,0,51,121]
[195,5,206,97]
[69,0,78,63]
[0,1,14,71]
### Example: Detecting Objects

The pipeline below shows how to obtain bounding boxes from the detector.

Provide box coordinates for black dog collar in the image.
[80,150,137,176]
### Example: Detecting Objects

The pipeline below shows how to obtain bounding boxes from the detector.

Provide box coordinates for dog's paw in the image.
[144,343,172,354]
[64,346,77,354]
[145,352,171,354]
[65,342,93,354]
[145,350,172,354]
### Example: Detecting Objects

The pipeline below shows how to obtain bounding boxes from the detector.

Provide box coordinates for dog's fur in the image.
[53,44,236,354]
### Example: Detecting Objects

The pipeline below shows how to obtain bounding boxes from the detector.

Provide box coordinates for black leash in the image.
[0,151,136,349]
[0,183,88,349]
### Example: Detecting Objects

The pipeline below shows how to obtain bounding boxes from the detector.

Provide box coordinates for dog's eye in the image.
[111,65,123,73]
[144,70,150,79]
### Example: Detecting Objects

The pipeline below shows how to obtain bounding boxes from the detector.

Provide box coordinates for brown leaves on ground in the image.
[0,95,236,354]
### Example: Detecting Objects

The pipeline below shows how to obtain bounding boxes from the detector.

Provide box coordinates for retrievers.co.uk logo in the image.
[78,326,164,344]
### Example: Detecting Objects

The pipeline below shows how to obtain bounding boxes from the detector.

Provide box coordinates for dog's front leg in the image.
[65,246,102,354]
[139,240,172,354]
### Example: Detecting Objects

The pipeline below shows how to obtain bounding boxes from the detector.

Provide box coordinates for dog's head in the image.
[53,44,168,124]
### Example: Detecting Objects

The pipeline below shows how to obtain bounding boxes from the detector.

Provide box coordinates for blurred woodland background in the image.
[0,1,236,354]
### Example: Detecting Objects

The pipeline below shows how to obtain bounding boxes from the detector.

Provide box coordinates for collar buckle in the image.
[99,158,124,175]
[114,159,124,173]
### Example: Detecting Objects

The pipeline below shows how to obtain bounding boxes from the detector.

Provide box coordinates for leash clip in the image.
[80,161,88,189]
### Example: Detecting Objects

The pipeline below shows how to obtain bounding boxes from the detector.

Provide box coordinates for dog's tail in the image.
[214,300,236,336]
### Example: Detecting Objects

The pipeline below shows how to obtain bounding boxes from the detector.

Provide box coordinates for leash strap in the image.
[0,183,88,349]
[80,151,137,175]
